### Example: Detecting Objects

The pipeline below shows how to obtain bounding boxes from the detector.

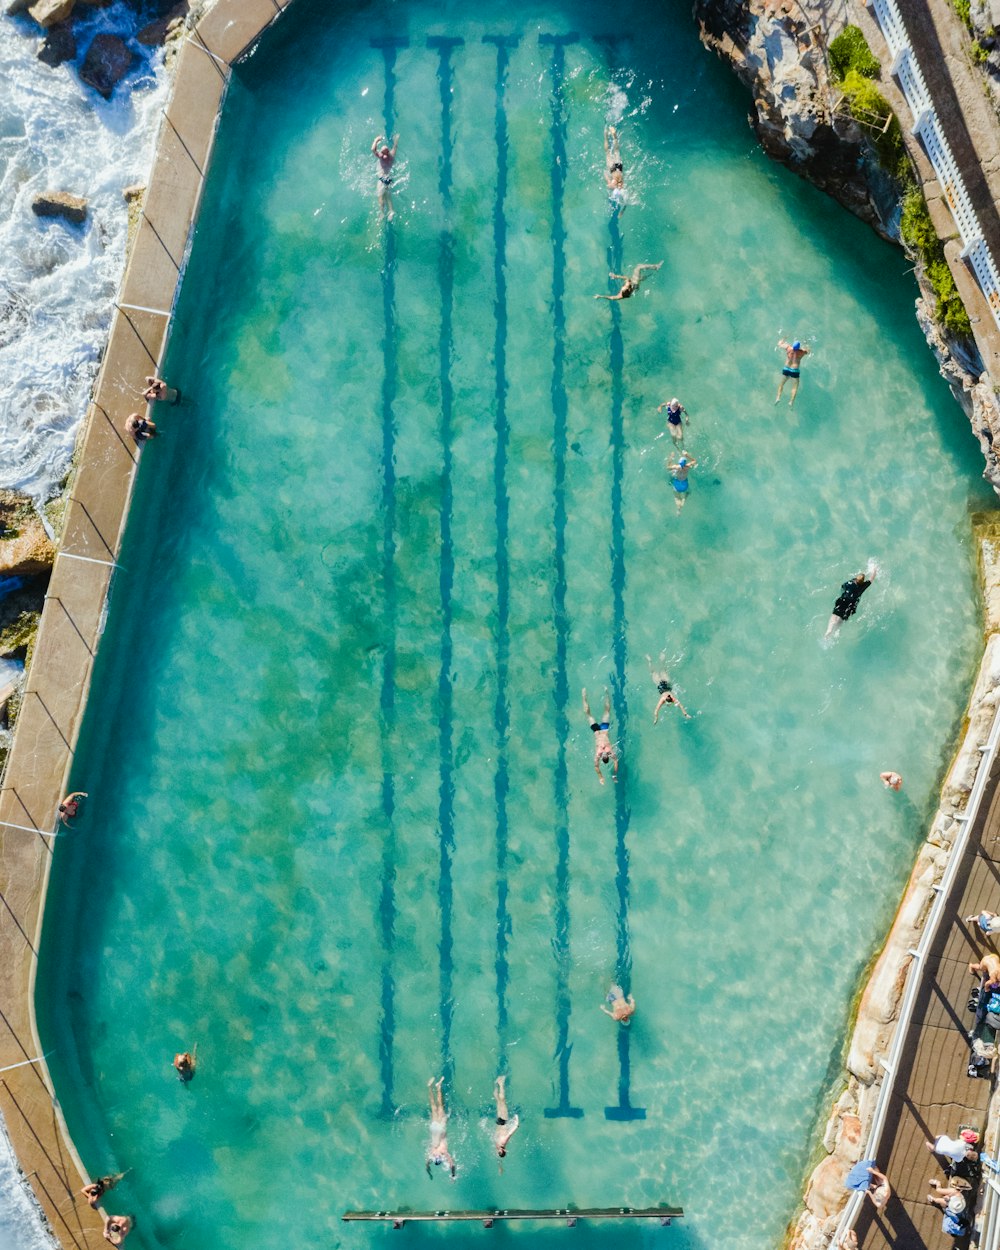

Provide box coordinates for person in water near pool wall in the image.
[173,1046,196,1082]
[601,984,636,1024]
[593,262,662,301]
[492,1076,520,1159]
[102,1215,132,1246]
[81,1174,126,1209]
[582,687,618,785]
[646,654,691,722]
[58,790,87,827]
[371,133,399,221]
[824,568,875,639]
[124,413,156,443]
[776,338,809,406]
[142,375,180,405]
[603,125,626,212]
[657,396,687,445]
[880,771,903,791]
[425,1077,456,1179]
[668,451,697,511]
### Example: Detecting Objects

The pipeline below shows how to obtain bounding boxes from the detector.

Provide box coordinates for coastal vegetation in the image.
[830,26,972,338]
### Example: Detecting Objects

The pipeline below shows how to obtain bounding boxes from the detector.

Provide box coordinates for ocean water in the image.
[0,4,168,507]
[35,1,998,1250]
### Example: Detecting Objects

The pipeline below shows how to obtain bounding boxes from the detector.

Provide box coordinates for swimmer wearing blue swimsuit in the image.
[668,451,698,511]
[776,338,809,406]
[582,687,618,785]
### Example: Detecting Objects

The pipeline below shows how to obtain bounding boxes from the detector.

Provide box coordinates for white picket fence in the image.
[867,0,1000,329]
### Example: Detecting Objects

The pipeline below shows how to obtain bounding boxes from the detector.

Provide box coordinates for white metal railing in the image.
[866,0,1000,332]
[832,695,1000,1243]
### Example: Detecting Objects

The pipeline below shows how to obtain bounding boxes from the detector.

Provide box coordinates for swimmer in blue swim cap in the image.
[776,337,810,406]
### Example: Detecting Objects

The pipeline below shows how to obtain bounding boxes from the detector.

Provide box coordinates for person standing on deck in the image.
[776,338,809,406]
[371,133,399,221]
[582,688,618,785]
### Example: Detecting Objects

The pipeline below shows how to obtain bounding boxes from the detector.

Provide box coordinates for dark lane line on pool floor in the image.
[372,35,408,1119]
[428,33,464,1093]
[605,203,644,1122]
[483,32,519,1073]
[540,31,583,1122]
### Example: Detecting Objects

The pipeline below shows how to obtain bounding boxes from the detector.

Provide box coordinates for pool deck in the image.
[852,754,1000,1250]
[0,2,292,1245]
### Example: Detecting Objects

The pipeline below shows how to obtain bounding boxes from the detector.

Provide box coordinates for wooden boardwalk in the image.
[855,753,1000,1250]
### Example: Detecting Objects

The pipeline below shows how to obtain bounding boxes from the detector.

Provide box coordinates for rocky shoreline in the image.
[694,3,1000,1247]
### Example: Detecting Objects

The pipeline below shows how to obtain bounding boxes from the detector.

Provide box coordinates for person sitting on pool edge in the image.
[582,687,618,785]
[124,413,157,443]
[593,262,662,301]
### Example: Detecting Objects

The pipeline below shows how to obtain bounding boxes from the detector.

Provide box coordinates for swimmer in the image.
[657,397,687,445]
[425,1077,456,1179]
[102,1215,132,1247]
[58,791,88,827]
[866,1166,891,1212]
[593,262,662,301]
[492,1075,520,1160]
[880,771,903,791]
[371,133,399,221]
[824,569,874,639]
[142,376,179,405]
[646,654,691,722]
[775,338,809,406]
[81,1174,125,1209]
[173,1046,196,1082]
[124,413,156,443]
[600,983,636,1024]
[604,125,626,212]
[582,687,618,785]
[970,953,1000,987]
[668,451,698,512]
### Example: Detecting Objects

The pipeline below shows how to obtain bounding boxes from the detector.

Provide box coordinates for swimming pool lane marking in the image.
[540,31,583,1121]
[605,208,644,1122]
[371,35,409,1119]
[428,33,464,1091]
[483,32,519,1070]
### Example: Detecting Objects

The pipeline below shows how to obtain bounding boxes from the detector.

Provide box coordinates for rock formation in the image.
[0,492,55,579]
[37,20,76,65]
[79,32,134,97]
[31,190,88,224]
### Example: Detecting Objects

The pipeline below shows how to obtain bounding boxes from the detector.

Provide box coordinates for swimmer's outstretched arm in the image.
[608,271,627,281]
[372,135,383,154]
[674,697,691,719]
[390,133,400,156]
[612,753,619,782]
[653,692,671,724]
[593,293,622,300]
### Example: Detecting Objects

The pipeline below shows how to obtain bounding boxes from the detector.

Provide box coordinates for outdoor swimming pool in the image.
[36,1,996,1248]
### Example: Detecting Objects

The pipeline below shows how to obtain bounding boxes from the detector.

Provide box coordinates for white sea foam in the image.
[0,1109,56,1250]
[0,5,170,508]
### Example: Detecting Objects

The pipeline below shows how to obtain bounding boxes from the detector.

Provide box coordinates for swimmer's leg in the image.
[675,491,685,511]
[631,263,662,282]
[670,424,682,444]
[602,688,611,724]
[789,376,799,406]
[775,376,786,404]
[824,614,842,639]
[582,688,593,722]
[386,186,395,222]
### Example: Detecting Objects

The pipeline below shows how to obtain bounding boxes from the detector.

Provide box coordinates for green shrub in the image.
[950,0,973,30]
[829,26,881,81]
[971,38,989,62]
[840,72,910,182]
[901,190,973,338]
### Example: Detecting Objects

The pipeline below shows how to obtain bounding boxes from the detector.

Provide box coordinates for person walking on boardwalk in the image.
[593,262,662,301]
[668,451,697,512]
[647,654,691,722]
[926,1129,980,1167]
[492,1076,520,1159]
[604,125,626,212]
[657,396,688,445]
[824,568,875,639]
[425,1077,456,1179]
[775,338,809,406]
[582,687,618,785]
[966,909,1000,938]
[371,133,399,221]
[601,984,636,1024]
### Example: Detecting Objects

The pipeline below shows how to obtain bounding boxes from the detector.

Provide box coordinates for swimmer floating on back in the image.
[594,262,662,301]
[425,1077,456,1179]
[646,654,691,723]
[603,125,626,212]
[776,338,810,406]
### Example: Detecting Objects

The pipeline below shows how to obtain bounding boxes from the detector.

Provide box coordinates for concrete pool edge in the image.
[0,3,293,1246]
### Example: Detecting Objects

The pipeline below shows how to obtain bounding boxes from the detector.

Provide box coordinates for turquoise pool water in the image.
[37,1,996,1248]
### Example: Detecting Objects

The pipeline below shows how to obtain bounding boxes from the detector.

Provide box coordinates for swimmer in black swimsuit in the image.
[657,396,687,445]
[604,125,626,212]
[124,413,157,443]
[594,262,662,302]
[646,653,691,722]
[492,1075,520,1160]
[824,568,875,639]
[371,132,399,220]
[582,687,618,784]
